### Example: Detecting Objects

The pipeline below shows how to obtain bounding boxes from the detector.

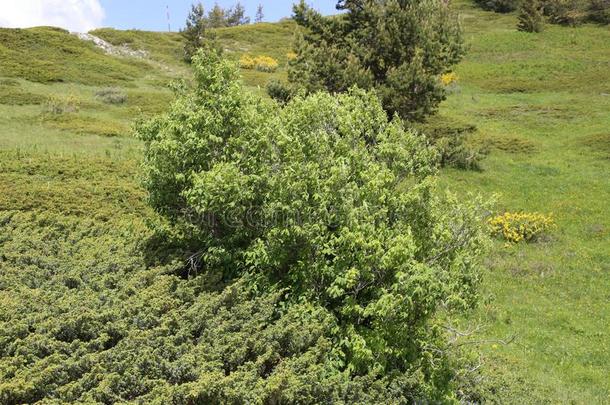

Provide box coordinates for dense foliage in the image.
[182,3,213,63]
[133,49,489,400]
[475,0,520,13]
[518,0,545,31]
[280,0,465,122]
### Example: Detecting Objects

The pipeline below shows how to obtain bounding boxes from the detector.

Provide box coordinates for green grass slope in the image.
[0,3,609,402]
[0,27,152,85]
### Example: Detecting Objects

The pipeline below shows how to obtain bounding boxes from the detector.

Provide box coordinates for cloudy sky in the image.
[0,0,338,32]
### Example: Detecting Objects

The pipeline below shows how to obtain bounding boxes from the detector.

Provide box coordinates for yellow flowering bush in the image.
[286,52,297,61]
[440,72,458,86]
[253,55,279,72]
[239,55,255,69]
[239,55,279,72]
[488,212,555,243]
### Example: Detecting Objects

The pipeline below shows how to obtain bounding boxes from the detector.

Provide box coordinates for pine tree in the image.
[227,2,250,26]
[182,2,208,62]
[255,4,264,23]
[207,3,228,28]
[517,0,545,32]
[287,0,465,122]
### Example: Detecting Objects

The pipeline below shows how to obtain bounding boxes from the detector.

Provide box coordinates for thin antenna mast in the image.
[166,5,171,32]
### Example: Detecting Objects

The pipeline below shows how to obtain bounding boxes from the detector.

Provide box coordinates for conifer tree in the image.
[182,2,208,62]
[286,0,465,122]
[255,4,264,23]
[207,3,228,28]
[518,0,545,32]
[227,2,251,26]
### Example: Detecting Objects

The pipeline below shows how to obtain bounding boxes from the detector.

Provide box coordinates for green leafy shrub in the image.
[287,0,465,121]
[95,87,128,104]
[136,49,489,398]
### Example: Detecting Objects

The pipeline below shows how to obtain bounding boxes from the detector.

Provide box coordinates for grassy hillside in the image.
[0,2,609,402]
[442,4,610,402]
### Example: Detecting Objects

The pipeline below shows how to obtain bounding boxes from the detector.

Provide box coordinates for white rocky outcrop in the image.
[72,32,149,59]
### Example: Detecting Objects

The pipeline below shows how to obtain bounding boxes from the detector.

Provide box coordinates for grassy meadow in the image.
[0,1,609,402]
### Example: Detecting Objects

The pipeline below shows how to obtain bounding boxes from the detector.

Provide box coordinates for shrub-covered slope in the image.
[0,0,609,402]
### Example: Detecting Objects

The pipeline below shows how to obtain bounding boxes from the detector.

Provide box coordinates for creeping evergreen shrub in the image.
[95,87,128,104]
[43,94,80,114]
[136,49,489,398]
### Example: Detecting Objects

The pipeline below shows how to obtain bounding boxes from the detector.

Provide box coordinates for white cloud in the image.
[0,0,105,32]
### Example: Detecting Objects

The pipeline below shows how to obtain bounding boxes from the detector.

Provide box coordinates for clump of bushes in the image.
[43,94,80,114]
[95,87,128,104]
[136,49,489,400]
[239,54,279,72]
[488,211,555,243]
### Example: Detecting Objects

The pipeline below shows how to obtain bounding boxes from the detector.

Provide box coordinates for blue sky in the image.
[102,1,338,31]
[0,1,338,33]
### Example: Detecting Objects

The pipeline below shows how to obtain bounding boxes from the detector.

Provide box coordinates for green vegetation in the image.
[475,0,520,12]
[518,0,546,31]
[95,87,128,104]
[286,0,465,121]
[0,27,152,85]
[0,0,609,402]
[135,50,489,400]
[181,2,216,62]
[476,0,610,25]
